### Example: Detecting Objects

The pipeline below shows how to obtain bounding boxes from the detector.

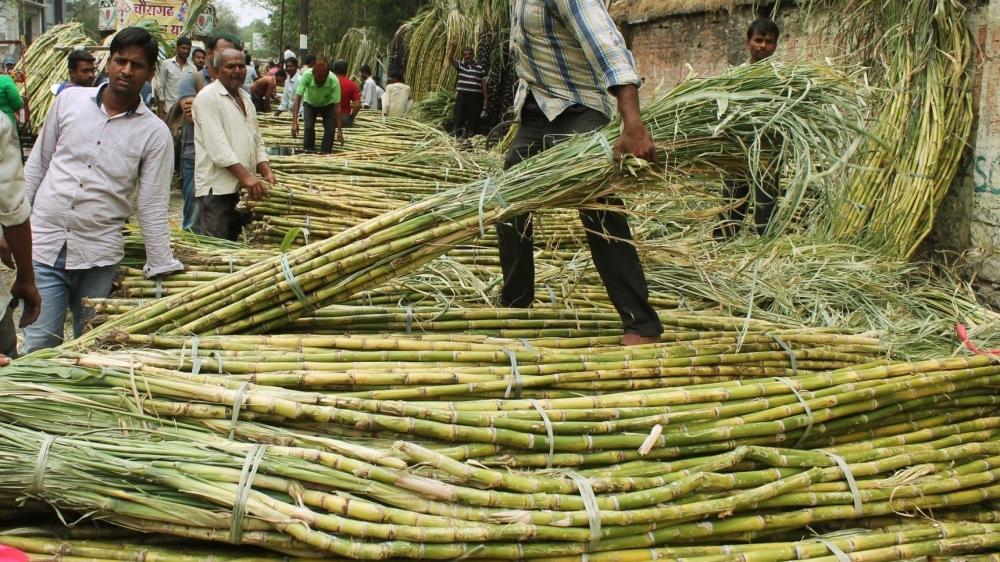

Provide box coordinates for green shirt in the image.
[295,68,340,108]
[0,74,23,126]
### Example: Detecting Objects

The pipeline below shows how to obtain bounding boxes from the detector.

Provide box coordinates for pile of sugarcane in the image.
[818,0,973,257]
[336,27,385,80]
[410,89,457,130]
[70,62,862,343]
[13,23,96,133]
[5,342,1000,559]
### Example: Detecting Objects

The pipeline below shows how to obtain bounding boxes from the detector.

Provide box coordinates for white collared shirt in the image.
[156,57,194,113]
[192,79,269,197]
[23,84,182,277]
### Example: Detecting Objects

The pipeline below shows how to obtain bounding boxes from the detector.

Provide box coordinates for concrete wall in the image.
[622,2,993,276]
[0,3,18,42]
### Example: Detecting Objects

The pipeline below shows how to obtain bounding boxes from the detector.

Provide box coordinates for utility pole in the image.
[298,0,308,59]
[277,0,285,61]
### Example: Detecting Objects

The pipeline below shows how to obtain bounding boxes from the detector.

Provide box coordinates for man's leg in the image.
[495,100,547,308]
[199,193,241,241]
[181,157,201,233]
[319,104,336,154]
[467,94,484,137]
[303,103,317,152]
[549,107,663,338]
[453,93,468,138]
[0,304,18,359]
[751,173,779,236]
[23,249,71,353]
[68,262,119,339]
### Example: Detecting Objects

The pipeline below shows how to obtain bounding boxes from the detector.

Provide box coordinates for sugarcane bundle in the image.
[819,0,973,258]
[14,23,96,133]
[4,350,1000,558]
[70,62,863,344]
[336,27,385,80]
[411,89,458,130]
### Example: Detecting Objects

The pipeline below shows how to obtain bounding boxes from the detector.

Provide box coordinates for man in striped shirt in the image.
[450,46,488,138]
[498,0,663,346]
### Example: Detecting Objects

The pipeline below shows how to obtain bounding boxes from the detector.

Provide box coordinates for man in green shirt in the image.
[0,72,23,128]
[291,61,342,153]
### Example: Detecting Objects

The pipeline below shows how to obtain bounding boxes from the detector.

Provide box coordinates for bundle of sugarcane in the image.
[93,327,883,398]
[4,351,1000,558]
[14,23,96,133]
[411,89,457,130]
[397,0,479,101]
[71,62,863,344]
[819,0,972,258]
[256,112,472,159]
[336,27,385,80]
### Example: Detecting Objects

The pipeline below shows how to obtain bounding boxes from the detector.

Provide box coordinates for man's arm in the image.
[291,95,302,137]
[136,127,184,277]
[555,0,654,162]
[0,118,38,331]
[23,89,63,204]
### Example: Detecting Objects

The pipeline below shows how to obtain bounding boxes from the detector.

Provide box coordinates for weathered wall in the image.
[622,2,990,274]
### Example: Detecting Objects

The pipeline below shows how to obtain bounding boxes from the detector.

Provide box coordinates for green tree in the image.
[66,0,100,39]
[262,0,424,60]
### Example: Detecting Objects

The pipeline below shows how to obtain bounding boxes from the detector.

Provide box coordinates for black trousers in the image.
[198,192,242,241]
[715,172,779,238]
[496,98,663,337]
[303,102,337,154]
[453,91,483,138]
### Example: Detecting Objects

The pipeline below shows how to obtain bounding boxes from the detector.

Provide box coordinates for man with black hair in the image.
[250,69,286,112]
[156,36,193,117]
[449,45,487,138]
[56,50,96,95]
[22,27,183,352]
[192,47,206,71]
[333,60,360,127]
[716,18,782,239]
[746,17,779,64]
[359,64,382,110]
[175,33,242,233]
[275,56,300,116]
[303,54,316,70]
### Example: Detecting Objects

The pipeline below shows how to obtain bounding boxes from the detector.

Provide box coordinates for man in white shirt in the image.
[360,64,382,110]
[0,109,39,363]
[193,48,273,241]
[22,27,184,352]
[156,36,193,117]
[275,56,300,116]
[381,72,412,117]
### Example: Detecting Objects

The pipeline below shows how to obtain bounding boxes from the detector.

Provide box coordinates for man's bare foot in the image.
[0,354,9,366]
[622,333,661,346]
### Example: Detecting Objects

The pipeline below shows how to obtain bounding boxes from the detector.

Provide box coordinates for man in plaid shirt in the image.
[498,0,663,345]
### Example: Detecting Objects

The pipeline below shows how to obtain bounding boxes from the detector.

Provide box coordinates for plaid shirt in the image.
[510,0,641,121]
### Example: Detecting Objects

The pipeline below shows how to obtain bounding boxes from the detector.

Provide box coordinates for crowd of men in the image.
[0,2,784,363]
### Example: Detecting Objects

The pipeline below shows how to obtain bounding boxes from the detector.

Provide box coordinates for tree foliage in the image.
[262,0,424,60]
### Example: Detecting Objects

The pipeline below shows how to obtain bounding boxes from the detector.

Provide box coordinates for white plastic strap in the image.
[565,471,601,549]
[190,336,202,376]
[29,434,57,495]
[774,376,813,448]
[824,452,863,516]
[227,255,236,273]
[154,278,163,299]
[502,348,523,399]
[595,133,614,164]
[545,285,557,305]
[229,444,267,544]
[529,399,555,468]
[280,254,313,313]
[229,382,251,440]
[404,305,414,334]
[520,338,534,351]
[213,350,225,374]
[770,334,799,376]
